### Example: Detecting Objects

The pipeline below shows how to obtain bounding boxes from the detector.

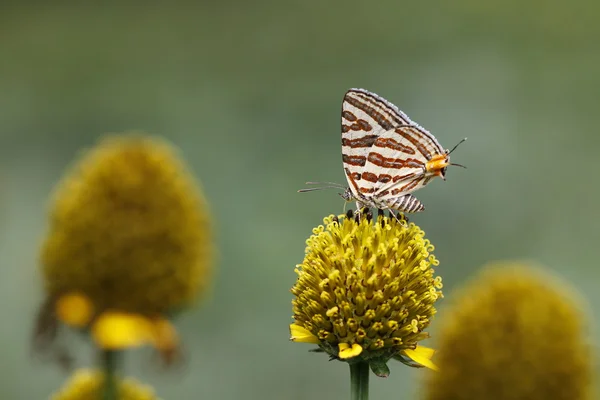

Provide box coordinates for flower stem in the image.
[350,362,370,400]
[101,350,120,400]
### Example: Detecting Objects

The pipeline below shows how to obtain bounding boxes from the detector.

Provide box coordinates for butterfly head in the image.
[340,187,355,202]
[426,138,468,180]
[425,153,451,180]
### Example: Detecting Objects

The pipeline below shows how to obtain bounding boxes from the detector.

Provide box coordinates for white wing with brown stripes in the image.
[341,88,458,214]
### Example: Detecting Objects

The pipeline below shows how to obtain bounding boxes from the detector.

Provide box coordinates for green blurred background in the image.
[1,1,599,398]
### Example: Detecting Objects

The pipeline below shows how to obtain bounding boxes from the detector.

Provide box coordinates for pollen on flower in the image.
[423,262,594,400]
[290,213,442,371]
[50,369,159,400]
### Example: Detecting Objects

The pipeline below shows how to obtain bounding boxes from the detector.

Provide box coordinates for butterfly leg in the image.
[352,200,368,220]
[387,208,404,224]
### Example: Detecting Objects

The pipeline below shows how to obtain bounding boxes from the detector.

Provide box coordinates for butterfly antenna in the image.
[298,181,346,193]
[450,163,467,169]
[298,186,343,193]
[448,137,468,155]
[304,181,346,189]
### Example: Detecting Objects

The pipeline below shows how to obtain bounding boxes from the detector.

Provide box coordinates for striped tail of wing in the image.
[389,194,425,213]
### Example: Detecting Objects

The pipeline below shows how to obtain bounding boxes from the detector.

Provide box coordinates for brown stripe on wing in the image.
[349,172,362,181]
[361,172,393,184]
[342,110,357,121]
[406,126,445,156]
[377,174,392,183]
[394,127,434,160]
[344,167,366,202]
[357,119,372,131]
[342,119,373,133]
[392,176,425,195]
[351,90,412,126]
[367,152,425,170]
[409,125,446,155]
[373,137,416,155]
[361,172,378,183]
[343,120,373,133]
[394,126,446,160]
[344,94,395,131]
[345,167,376,198]
[342,135,378,148]
[393,172,418,182]
[342,154,367,167]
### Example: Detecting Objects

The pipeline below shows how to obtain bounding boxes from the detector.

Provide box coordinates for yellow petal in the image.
[289,324,320,344]
[55,292,94,328]
[404,346,439,371]
[414,345,436,359]
[91,312,154,350]
[339,343,363,359]
[147,317,180,364]
[149,318,178,350]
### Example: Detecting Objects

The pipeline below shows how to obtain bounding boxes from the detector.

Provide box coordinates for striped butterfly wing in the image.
[341,88,413,203]
[372,123,446,200]
[350,90,446,200]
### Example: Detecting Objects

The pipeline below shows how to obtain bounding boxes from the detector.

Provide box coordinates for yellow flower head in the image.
[290,211,442,374]
[35,133,213,363]
[40,133,212,313]
[50,369,160,400]
[423,262,594,400]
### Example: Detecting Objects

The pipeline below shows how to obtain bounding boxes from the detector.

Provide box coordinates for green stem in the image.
[350,362,370,400]
[101,350,120,400]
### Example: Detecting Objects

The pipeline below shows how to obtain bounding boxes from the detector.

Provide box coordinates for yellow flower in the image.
[423,262,593,400]
[35,133,213,363]
[290,211,442,375]
[50,369,160,400]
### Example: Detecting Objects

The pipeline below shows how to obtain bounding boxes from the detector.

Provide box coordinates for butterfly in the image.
[300,88,465,217]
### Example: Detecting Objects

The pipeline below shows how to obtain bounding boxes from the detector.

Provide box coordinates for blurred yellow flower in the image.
[290,211,442,375]
[50,369,160,400]
[35,133,213,363]
[423,262,593,400]
[55,292,94,328]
